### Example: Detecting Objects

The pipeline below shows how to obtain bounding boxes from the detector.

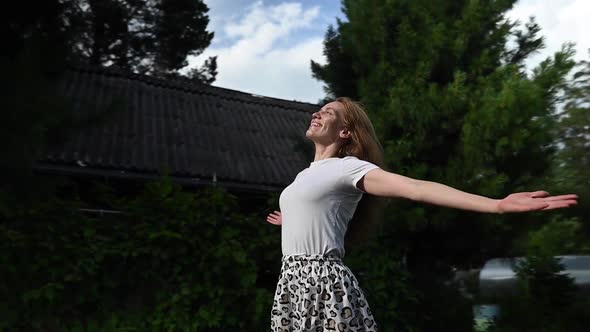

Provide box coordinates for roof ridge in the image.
[66,63,320,111]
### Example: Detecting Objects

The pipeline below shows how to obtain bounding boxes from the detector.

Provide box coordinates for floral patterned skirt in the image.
[270,254,378,331]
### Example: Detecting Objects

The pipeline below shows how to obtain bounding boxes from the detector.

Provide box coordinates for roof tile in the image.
[42,66,318,190]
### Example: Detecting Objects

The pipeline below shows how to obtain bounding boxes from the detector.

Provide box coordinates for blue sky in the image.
[186,0,589,104]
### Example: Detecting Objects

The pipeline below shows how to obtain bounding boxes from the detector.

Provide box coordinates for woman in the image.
[266,97,578,331]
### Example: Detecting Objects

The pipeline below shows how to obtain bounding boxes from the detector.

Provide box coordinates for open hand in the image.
[497,191,578,213]
[266,210,282,225]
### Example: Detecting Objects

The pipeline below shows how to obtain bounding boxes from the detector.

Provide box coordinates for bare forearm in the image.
[413,180,500,213]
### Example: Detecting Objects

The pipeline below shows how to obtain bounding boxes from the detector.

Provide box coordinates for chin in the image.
[305,131,317,141]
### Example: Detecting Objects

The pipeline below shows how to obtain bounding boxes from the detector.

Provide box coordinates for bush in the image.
[0,177,280,331]
[488,219,590,332]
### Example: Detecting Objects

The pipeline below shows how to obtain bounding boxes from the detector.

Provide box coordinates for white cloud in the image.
[225,1,319,39]
[507,0,590,67]
[191,0,589,104]
[187,1,326,103]
[219,37,325,100]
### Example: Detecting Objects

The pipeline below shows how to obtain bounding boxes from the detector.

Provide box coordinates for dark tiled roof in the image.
[39,66,319,191]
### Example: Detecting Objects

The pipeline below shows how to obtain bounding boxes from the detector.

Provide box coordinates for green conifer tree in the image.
[312,1,577,330]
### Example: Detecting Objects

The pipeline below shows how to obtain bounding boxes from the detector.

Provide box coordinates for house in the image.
[34,65,319,204]
[9,65,322,326]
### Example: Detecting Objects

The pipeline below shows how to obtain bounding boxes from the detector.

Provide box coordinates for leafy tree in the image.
[69,0,217,82]
[3,0,216,83]
[312,0,577,330]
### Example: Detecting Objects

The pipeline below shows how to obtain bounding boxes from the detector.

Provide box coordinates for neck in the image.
[313,142,341,162]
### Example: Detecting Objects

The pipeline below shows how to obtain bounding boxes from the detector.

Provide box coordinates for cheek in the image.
[328,126,341,137]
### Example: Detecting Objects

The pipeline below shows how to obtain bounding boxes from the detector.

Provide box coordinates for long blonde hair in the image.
[334,97,385,247]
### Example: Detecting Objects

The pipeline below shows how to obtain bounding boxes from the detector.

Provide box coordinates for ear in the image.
[339,128,351,139]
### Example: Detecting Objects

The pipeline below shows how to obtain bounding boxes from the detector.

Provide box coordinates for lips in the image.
[311,121,322,127]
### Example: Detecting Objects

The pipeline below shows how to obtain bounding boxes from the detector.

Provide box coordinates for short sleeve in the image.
[341,156,380,191]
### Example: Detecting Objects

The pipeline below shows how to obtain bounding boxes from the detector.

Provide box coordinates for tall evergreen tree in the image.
[69,0,216,82]
[312,1,577,330]
[550,51,590,219]
[2,0,216,83]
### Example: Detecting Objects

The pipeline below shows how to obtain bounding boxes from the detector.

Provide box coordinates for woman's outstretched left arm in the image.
[359,169,578,213]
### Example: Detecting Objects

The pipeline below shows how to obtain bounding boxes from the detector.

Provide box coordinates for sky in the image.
[186,0,590,104]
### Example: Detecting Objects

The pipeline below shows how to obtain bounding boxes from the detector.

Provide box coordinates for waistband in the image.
[281,254,342,263]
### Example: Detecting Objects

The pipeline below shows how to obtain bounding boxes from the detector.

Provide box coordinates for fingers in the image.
[538,198,578,210]
[530,191,550,198]
[266,210,282,225]
[529,192,578,211]
[542,194,578,202]
[537,194,578,209]
[534,203,551,211]
[541,203,575,211]
[530,191,579,202]
[515,196,577,212]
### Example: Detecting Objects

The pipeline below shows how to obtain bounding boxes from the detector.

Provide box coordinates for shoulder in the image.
[340,156,378,168]
[339,156,380,189]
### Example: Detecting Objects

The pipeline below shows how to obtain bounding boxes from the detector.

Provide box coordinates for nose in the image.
[312,111,321,119]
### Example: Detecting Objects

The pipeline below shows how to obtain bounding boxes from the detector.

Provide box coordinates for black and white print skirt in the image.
[270,254,378,331]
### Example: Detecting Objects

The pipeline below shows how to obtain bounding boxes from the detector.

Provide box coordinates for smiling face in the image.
[305,101,350,145]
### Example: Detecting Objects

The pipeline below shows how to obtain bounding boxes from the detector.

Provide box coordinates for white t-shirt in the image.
[279,156,380,258]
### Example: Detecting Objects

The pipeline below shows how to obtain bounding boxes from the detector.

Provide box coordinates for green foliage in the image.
[311,25,361,102]
[488,219,590,332]
[0,51,73,214]
[75,0,217,82]
[0,177,280,331]
[313,0,582,330]
[0,0,219,214]
[3,0,216,83]
[346,243,419,332]
[515,220,579,311]
[520,218,590,256]
[0,45,129,215]
[549,50,590,217]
